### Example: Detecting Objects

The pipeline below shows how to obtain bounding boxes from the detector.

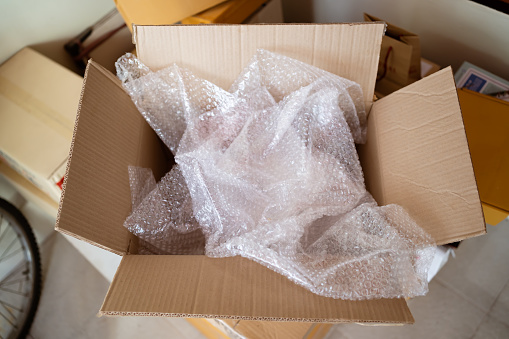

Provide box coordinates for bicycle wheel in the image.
[0,198,42,339]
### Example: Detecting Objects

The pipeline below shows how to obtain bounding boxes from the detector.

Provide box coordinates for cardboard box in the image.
[115,0,228,31]
[188,318,331,339]
[458,89,509,225]
[181,0,268,24]
[56,23,485,324]
[0,160,59,217]
[0,48,82,203]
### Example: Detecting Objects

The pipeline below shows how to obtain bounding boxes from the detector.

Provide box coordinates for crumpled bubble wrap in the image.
[117,50,436,300]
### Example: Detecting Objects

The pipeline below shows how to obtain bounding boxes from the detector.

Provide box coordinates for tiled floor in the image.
[2,177,509,338]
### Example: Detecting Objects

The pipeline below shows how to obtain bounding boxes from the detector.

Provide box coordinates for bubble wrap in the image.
[117,50,436,300]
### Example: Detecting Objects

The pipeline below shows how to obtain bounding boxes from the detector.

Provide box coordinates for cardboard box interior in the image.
[56,23,485,324]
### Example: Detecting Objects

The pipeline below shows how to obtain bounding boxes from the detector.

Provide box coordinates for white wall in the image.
[0,0,115,69]
[282,0,509,81]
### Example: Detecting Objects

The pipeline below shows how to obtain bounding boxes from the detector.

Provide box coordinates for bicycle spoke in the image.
[0,200,41,338]
[0,236,18,261]
[0,308,17,329]
[0,277,26,288]
[0,262,27,285]
[0,302,19,326]
[0,286,27,297]
[0,247,23,264]
[0,299,22,313]
[0,216,7,246]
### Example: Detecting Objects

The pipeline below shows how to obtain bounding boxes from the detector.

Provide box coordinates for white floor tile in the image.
[471,315,509,339]
[29,233,110,338]
[326,279,486,339]
[434,220,509,311]
[490,280,509,327]
[71,316,200,339]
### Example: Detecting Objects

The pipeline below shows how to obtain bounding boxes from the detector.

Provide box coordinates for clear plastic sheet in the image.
[117,50,436,300]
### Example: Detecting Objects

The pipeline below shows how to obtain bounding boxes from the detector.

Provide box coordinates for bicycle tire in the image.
[0,198,42,339]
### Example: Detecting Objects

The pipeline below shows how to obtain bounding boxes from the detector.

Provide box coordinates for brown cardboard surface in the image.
[133,23,384,111]
[181,0,268,24]
[0,47,82,201]
[101,255,414,323]
[360,68,485,245]
[482,203,508,226]
[115,0,227,32]
[55,61,168,254]
[457,89,509,217]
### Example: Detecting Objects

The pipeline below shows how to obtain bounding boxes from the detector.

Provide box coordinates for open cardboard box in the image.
[56,23,486,324]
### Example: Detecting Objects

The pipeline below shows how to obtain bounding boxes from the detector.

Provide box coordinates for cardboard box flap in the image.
[361,68,485,245]
[101,255,414,323]
[458,89,509,214]
[133,23,385,110]
[56,61,168,255]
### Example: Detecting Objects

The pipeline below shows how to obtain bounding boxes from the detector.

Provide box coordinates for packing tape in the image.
[0,75,75,140]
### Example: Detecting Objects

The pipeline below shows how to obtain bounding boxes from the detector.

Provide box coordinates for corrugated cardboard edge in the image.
[99,255,414,323]
[54,61,124,256]
[451,85,487,240]
[98,312,411,323]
